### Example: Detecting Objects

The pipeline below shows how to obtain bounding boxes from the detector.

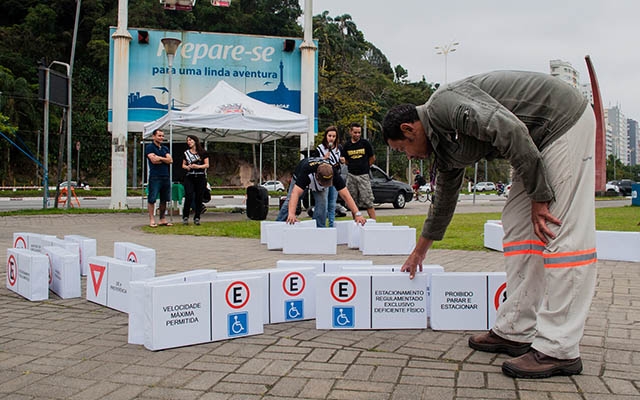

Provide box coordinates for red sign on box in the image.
[330,277,357,303]
[282,272,305,297]
[90,263,106,296]
[225,281,250,309]
[7,254,17,287]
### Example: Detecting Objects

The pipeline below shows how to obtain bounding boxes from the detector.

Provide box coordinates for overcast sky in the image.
[309,0,640,121]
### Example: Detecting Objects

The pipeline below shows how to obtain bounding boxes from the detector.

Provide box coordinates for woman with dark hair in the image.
[316,126,342,227]
[181,135,209,225]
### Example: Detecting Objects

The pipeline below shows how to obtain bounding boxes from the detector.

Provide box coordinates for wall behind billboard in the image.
[108,28,318,132]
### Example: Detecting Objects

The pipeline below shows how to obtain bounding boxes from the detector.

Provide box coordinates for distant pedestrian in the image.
[181,135,209,226]
[342,122,376,219]
[145,129,173,227]
[316,125,342,227]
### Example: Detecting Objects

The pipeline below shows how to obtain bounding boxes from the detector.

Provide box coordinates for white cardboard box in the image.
[596,230,640,262]
[114,242,156,271]
[322,260,373,273]
[265,220,316,250]
[86,256,154,313]
[64,235,97,276]
[315,272,429,330]
[13,232,56,252]
[277,260,324,274]
[211,276,264,342]
[144,280,214,351]
[347,220,383,249]
[484,220,640,263]
[216,270,272,324]
[128,269,218,344]
[334,220,353,245]
[260,221,280,244]
[483,220,504,252]
[6,248,49,301]
[429,272,506,331]
[44,246,81,299]
[360,226,416,255]
[268,266,317,323]
[282,227,337,255]
[40,237,81,277]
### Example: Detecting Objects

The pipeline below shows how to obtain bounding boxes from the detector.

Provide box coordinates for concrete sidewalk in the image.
[0,213,638,399]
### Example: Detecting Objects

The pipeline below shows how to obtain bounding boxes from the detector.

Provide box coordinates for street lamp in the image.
[435,41,459,84]
[161,37,181,222]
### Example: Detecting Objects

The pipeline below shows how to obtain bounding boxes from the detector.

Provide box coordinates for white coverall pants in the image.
[493,107,597,360]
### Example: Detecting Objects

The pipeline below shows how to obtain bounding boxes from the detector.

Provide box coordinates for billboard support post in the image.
[110,0,132,209]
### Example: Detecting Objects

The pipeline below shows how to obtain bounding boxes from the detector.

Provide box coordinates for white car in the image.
[473,182,496,192]
[261,180,286,192]
[605,181,620,194]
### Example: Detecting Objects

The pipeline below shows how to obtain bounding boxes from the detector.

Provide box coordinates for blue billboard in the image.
[108,28,318,132]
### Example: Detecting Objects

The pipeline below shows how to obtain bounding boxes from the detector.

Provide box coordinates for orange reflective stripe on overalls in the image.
[543,248,598,268]
[503,240,545,257]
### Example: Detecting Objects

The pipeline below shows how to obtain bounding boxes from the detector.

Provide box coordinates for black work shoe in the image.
[182,218,188,225]
[469,330,532,357]
[502,349,583,379]
[194,218,200,226]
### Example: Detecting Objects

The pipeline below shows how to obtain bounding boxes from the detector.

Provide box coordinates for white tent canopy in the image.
[142,80,309,143]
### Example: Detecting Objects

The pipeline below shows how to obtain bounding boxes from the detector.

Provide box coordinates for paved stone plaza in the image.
[1,212,638,399]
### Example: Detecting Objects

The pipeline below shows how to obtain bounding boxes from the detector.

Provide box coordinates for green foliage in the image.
[0,1,439,186]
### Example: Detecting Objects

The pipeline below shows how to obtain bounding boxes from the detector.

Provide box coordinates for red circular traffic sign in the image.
[127,251,138,263]
[14,236,26,249]
[282,272,306,297]
[225,281,250,309]
[494,282,507,310]
[330,276,357,303]
[7,254,17,287]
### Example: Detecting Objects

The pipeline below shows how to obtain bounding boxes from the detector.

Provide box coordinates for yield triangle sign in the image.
[89,263,106,297]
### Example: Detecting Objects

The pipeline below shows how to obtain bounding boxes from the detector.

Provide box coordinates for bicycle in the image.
[414,187,432,203]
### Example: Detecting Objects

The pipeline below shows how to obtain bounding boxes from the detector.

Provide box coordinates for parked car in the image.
[605,180,620,194]
[369,164,413,209]
[301,164,413,211]
[616,179,635,196]
[473,181,496,192]
[261,180,286,192]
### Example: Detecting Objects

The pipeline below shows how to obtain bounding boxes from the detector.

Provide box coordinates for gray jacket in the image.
[419,70,589,240]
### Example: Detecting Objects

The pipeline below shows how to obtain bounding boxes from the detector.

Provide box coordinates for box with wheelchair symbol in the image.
[315,272,430,330]
[268,266,317,324]
[315,274,370,329]
[6,248,49,301]
[429,272,506,331]
[211,276,264,341]
[114,242,156,272]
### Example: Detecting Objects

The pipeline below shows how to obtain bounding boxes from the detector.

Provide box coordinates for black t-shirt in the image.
[293,157,346,192]
[343,139,374,175]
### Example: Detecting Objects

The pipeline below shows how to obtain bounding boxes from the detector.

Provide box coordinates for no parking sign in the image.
[316,274,371,329]
[269,267,316,324]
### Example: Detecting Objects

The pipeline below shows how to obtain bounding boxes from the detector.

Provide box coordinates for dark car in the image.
[369,164,413,209]
[616,179,635,196]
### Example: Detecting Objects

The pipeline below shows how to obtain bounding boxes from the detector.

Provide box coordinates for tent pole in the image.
[274,140,277,180]
[259,143,263,185]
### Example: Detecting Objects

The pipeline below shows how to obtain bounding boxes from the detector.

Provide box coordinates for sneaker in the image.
[502,349,583,379]
[468,330,531,357]
[194,218,200,226]
[182,218,188,226]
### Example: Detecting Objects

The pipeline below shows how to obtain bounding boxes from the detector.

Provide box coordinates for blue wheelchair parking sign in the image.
[228,312,248,337]
[284,299,304,321]
[332,306,354,328]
